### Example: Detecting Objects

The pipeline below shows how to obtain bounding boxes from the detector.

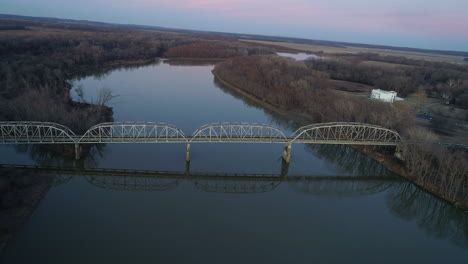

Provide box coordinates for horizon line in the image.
[1,12,467,54]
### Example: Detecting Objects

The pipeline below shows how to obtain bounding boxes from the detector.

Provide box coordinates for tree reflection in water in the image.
[19,144,107,169]
[305,143,392,176]
[305,143,468,248]
[0,169,54,253]
[387,181,468,248]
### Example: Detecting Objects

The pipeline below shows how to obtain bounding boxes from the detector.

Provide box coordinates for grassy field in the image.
[329,79,373,93]
[394,89,436,111]
[359,60,413,68]
[432,104,467,121]
[240,39,467,64]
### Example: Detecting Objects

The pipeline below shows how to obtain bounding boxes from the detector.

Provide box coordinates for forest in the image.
[163,41,273,59]
[0,18,269,132]
[213,55,411,131]
[0,20,187,132]
[213,55,468,207]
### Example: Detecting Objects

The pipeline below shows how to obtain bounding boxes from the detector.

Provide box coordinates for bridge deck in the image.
[0,136,400,145]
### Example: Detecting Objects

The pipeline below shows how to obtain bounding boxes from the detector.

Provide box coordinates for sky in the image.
[1,0,468,51]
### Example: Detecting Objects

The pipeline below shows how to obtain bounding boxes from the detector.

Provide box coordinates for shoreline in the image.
[66,58,158,78]
[212,70,468,211]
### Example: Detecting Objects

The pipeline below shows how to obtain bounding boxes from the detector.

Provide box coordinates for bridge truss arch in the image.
[291,122,401,145]
[190,122,287,143]
[0,121,77,144]
[78,122,187,143]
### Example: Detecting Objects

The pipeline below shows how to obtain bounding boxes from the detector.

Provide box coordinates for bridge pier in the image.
[282,143,292,163]
[185,160,191,176]
[281,159,290,178]
[394,144,405,161]
[74,144,81,160]
[186,143,191,162]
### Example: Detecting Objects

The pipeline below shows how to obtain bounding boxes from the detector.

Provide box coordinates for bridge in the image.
[0,164,403,195]
[0,121,402,162]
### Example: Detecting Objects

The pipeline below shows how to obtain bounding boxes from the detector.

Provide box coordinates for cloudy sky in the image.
[2,0,467,51]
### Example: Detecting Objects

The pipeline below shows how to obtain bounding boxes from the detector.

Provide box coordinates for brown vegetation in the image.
[307,57,422,96]
[163,41,273,59]
[213,54,468,208]
[0,18,268,132]
[5,86,112,133]
[0,20,196,130]
[0,18,277,132]
[403,127,468,206]
[213,55,411,131]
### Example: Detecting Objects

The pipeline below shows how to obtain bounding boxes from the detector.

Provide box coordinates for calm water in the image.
[0,60,467,263]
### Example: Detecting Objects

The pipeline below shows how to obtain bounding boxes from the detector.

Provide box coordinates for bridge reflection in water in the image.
[1,164,403,195]
[1,164,467,250]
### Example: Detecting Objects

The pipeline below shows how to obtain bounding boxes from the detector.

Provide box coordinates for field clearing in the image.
[240,39,467,64]
[394,89,438,112]
[329,79,373,93]
[432,104,467,121]
[0,26,107,38]
[334,90,370,98]
[240,39,352,54]
[0,27,62,37]
[359,60,413,68]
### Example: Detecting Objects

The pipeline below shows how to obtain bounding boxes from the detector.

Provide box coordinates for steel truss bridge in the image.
[0,164,403,195]
[0,121,401,144]
[0,121,402,161]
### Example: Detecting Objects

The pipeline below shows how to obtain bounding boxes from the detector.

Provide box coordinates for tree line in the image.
[0,19,268,132]
[0,21,196,132]
[163,41,273,59]
[213,55,410,131]
[213,55,468,207]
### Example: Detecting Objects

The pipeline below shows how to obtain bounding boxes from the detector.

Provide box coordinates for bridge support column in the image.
[281,159,290,178]
[186,143,191,162]
[282,143,292,163]
[74,144,81,160]
[185,161,191,176]
[394,144,405,161]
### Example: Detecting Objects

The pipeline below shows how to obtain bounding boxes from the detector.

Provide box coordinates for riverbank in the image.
[67,58,159,78]
[213,70,314,125]
[213,71,468,211]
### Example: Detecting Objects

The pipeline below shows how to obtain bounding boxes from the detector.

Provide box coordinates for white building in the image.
[370,89,397,103]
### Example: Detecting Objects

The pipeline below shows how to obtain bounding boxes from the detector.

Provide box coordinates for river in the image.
[0,59,467,263]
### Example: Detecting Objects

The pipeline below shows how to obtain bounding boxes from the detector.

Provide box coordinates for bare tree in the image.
[95,86,118,106]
